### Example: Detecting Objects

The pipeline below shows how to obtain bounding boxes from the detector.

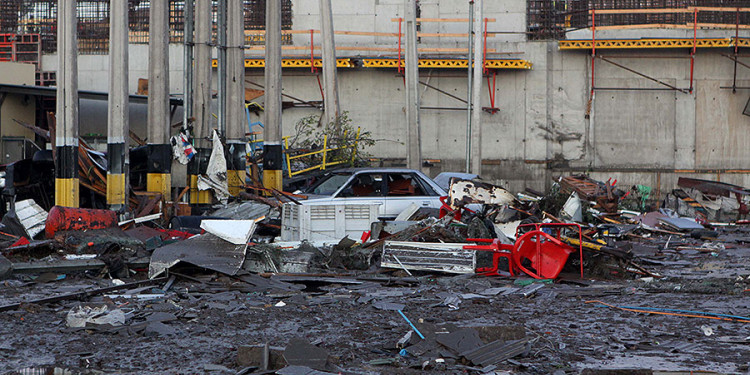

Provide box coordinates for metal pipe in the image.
[593,87,687,91]
[217,0,227,138]
[465,0,474,173]
[598,56,689,93]
[470,0,483,174]
[183,0,194,135]
[419,80,468,104]
[733,8,740,93]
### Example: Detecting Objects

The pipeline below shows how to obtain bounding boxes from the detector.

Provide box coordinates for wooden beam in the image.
[391,17,496,22]
[244,30,490,38]
[589,7,750,14]
[591,23,750,30]
[244,45,496,53]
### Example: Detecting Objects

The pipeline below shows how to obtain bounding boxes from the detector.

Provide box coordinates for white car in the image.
[299,168,447,219]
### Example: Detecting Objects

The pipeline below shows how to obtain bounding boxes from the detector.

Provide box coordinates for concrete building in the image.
[29,0,750,195]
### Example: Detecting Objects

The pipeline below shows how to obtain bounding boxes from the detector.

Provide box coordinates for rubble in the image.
[2,172,750,373]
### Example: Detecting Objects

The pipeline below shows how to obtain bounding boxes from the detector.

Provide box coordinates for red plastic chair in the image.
[514,223,584,279]
[513,230,575,279]
[466,223,584,279]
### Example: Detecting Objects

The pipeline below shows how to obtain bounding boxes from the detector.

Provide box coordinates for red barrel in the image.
[45,206,118,238]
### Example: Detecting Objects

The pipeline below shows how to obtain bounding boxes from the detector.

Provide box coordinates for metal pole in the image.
[190,0,214,204]
[405,0,421,170]
[217,0,227,138]
[107,0,129,211]
[146,0,171,197]
[263,0,284,191]
[470,0,483,174]
[226,0,246,196]
[193,0,212,149]
[465,0,474,173]
[319,0,341,127]
[56,0,79,207]
[183,0,194,135]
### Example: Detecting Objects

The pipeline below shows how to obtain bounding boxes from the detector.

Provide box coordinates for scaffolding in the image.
[527,0,750,40]
[0,0,293,55]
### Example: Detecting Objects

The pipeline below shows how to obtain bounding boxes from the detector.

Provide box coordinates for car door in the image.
[384,172,441,219]
[332,172,387,216]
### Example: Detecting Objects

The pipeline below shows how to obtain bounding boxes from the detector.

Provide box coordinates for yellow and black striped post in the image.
[146,0,172,199]
[55,0,79,208]
[146,145,172,198]
[106,0,129,211]
[262,143,283,192]
[188,147,212,204]
[227,142,246,196]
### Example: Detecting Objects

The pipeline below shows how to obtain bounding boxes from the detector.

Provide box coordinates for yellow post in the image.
[321,134,328,170]
[351,127,361,164]
[284,136,293,178]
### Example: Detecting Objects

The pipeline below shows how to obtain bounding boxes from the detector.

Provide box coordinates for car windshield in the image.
[307,173,352,195]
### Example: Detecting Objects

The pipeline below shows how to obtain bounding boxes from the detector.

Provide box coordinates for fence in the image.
[283,128,361,178]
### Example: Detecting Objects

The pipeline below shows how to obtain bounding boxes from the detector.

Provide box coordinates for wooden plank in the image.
[690,6,750,12]
[589,8,691,14]
[391,18,496,22]
[245,45,496,52]
[592,23,750,30]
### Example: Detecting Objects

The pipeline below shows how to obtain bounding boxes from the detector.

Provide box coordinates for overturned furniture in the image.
[465,223,583,280]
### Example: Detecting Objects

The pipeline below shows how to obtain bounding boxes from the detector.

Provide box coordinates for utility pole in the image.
[146,0,171,198]
[470,0,483,175]
[226,0,246,196]
[263,0,283,191]
[107,0,129,211]
[55,0,79,208]
[465,0,474,173]
[319,0,340,127]
[183,0,194,136]
[404,0,421,170]
[190,0,213,204]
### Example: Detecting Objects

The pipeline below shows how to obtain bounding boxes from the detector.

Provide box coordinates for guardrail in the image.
[283,127,361,178]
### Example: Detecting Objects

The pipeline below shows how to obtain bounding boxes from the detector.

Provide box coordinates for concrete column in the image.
[217,0,227,137]
[319,0,341,126]
[55,0,79,208]
[146,0,172,198]
[263,0,283,191]
[190,0,213,204]
[404,0,421,170]
[226,0,246,195]
[107,0,129,211]
[674,79,696,169]
[470,0,483,175]
[183,0,194,135]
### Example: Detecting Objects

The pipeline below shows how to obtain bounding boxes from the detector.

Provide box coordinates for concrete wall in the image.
[0,61,37,163]
[37,0,750,194]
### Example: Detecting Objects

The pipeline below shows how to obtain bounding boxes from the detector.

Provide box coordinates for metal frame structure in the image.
[557,7,750,117]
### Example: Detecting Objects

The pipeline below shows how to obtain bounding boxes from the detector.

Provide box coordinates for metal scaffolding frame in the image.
[0,0,293,54]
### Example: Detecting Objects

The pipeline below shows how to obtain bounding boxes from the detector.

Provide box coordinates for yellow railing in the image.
[283,127,361,178]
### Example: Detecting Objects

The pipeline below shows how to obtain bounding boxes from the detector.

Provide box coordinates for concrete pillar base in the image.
[106,173,126,210]
[55,178,79,208]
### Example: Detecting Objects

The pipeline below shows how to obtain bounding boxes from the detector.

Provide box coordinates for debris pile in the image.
[2,173,750,373]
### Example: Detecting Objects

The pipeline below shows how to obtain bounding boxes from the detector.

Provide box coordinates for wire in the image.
[586,300,750,323]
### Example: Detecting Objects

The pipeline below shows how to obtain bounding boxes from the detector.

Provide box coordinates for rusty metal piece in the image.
[44,206,118,238]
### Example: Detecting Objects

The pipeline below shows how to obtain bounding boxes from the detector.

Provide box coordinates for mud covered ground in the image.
[2,232,750,374]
